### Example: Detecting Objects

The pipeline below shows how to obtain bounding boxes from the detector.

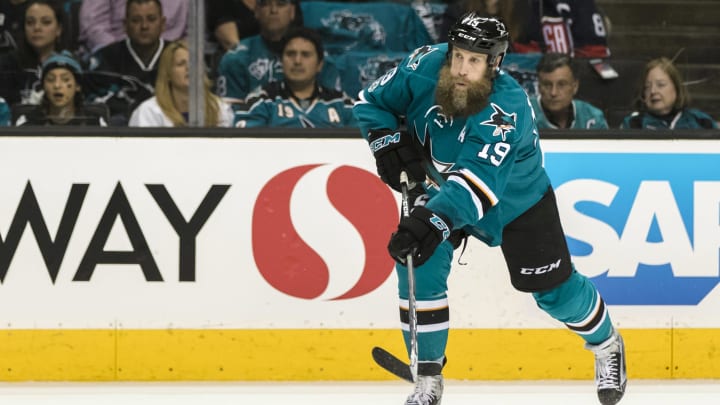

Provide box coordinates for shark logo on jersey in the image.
[321,10,385,51]
[407,45,438,71]
[85,71,153,115]
[359,55,403,89]
[480,103,516,141]
[248,58,280,81]
[418,124,455,180]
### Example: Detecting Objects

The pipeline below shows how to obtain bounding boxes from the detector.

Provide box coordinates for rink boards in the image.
[1,135,720,381]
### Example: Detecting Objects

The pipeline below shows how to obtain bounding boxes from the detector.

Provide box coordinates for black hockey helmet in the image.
[447,12,509,67]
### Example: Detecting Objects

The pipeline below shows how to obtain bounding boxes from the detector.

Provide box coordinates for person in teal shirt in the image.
[216,0,336,100]
[531,52,608,129]
[621,57,718,129]
[0,97,10,126]
[354,13,626,405]
[233,27,355,128]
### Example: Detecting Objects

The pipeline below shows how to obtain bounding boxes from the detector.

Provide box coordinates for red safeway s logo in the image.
[252,164,398,300]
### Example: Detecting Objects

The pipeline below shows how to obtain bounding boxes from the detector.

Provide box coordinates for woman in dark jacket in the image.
[0,0,68,105]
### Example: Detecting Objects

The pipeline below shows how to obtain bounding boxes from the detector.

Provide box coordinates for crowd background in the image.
[0,0,717,129]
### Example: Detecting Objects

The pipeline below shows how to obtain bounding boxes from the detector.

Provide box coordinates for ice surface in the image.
[0,380,718,404]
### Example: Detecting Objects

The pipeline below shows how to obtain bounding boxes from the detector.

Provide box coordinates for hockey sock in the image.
[400,297,449,361]
[532,269,614,344]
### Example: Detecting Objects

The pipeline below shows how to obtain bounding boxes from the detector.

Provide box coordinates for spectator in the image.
[531,52,607,129]
[129,40,233,127]
[0,0,66,105]
[300,1,432,55]
[515,0,610,58]
[87,0,168,125]
[332,50,406,100]
[14,51,108,126]
[410,0,449,44]
[216,0,335,100]
[0,97,10,125]
[0,0,30,52]
[621,57,718,130]
[79,0,187,54]
[205,0,303,80]
[233,27,355,128]
[207,0,259,53]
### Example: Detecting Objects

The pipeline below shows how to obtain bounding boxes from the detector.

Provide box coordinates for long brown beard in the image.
[435,65,493,117]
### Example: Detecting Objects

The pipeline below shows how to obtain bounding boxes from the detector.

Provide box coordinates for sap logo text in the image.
[546,152,720,305]
[369,132,401,153]
[0,182,228,284]
[520,259,561,275]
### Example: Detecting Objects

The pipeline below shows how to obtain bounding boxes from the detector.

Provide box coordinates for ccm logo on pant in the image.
[520,259,562,275]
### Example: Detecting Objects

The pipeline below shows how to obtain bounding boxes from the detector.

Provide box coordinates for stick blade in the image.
[371,346,414,383]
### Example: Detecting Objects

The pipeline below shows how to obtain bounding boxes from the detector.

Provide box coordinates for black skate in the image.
[586,330,627,405]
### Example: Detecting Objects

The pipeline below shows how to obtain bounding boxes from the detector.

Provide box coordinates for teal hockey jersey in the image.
[353,43,552,246]
[0,97,9,126]
[621,108,718,130]
[216,36,339,100]
[300,1,432,55]
[530,97,608,129]
[234,81,356,128]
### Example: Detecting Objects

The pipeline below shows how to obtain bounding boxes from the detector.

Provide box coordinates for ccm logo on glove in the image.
[367,129,426,192]
[369,131,402,153]
[429,215,451,239]
[388,206,452,266]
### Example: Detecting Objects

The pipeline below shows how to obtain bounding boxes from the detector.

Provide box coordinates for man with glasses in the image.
[531,52,608,129]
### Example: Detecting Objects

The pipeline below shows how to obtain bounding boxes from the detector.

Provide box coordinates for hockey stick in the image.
[372,171,418,383]
[372,346,414,383]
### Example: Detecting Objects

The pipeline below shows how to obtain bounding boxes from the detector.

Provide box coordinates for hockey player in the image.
[353,13,627,405]
[532,52,608,129]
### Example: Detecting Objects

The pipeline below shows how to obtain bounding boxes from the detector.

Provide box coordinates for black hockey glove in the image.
[367,129,425,192]
[388,206,452,267]
[407,186,430,208]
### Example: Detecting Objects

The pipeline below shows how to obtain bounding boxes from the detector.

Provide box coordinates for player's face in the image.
[282,37,323,86]
[255,0,295,39]
[43,67,78,109]
[435,47,494,116]
[24,3,62,52]
[170,47,190,90]
[449,47,491,84]
[538,65,578,113]
[125,1,166,47]
[643,66,676,116]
